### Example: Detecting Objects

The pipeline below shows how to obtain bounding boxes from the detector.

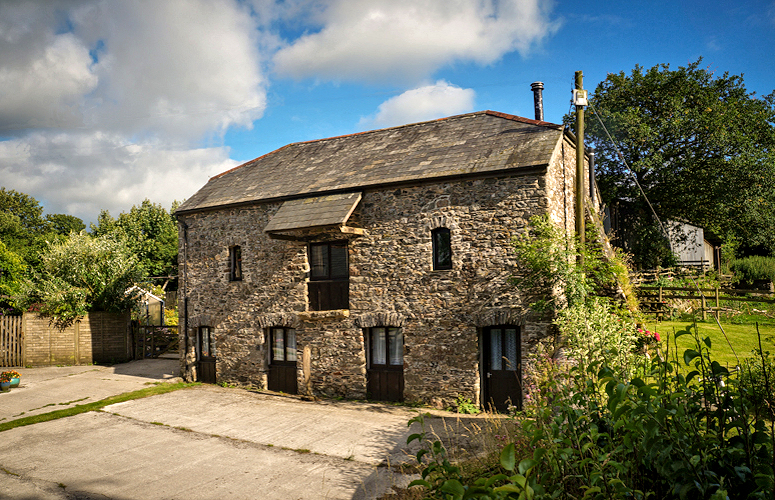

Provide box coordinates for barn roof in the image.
[176,110,564,215]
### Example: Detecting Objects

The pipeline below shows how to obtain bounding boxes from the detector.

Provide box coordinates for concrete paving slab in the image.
[0,359,180,424]
[104,386,427,465]
[0,360,501,500]
[0,411,404,500]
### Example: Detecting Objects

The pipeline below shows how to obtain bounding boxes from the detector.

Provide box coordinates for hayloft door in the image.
[198,326,216,384]
[483,326,521,412]
[367,327,404,402]
[268,328,298,394]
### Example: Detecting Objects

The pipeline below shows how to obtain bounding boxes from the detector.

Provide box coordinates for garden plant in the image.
[404,215,774,499]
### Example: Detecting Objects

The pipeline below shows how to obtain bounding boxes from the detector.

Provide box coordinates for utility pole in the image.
[574,71,587,265]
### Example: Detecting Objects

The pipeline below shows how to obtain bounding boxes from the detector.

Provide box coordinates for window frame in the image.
[198,326,215,360]
[367,326,403,368]
[308,241,349,311]
[269,327,297,364]
[432,227,452,270]
[229,245,243,281]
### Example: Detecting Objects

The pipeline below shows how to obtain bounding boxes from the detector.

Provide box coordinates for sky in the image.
[1,0,773,227]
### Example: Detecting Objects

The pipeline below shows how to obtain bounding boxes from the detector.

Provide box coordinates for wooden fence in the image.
[637,286,775,320]
[1,315,24,367]
[1,312,133,367]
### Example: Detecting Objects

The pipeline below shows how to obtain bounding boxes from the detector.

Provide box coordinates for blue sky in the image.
[0,0,773,225]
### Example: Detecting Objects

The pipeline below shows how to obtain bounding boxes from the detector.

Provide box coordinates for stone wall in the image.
[178,152,579,408]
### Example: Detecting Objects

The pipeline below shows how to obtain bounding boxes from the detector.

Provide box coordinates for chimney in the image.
[531,81,544,121]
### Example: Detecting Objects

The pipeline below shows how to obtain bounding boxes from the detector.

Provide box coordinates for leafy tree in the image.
[0,240,25,313]
[0,187,49,234]
[46,213,85,235]
[569,59,775,264]
[0,188,54,268]
[90,200,178,280]
[18,232,141,327]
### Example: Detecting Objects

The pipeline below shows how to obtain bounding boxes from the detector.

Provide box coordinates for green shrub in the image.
[730,256,775,285]
[455,395,480,415]
[739,348,775,419]
[409,330,775,499]
[554,297,641,378]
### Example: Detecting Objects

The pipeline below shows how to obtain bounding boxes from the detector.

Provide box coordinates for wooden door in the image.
[367,327,404,402]
[198,326,216,384]
[482,326,522,412]
[268,328,298,394]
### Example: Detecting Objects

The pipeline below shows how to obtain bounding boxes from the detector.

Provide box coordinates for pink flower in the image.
[654,332,661,342]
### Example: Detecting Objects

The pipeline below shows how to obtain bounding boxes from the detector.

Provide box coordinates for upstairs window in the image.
[229,246,242,281]
[432,228,452,270]
[308,241,349,310]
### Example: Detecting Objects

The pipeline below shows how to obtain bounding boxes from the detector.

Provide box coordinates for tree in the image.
[46,213,86,235]
[90,200,178,281]
[0,188,54,268]
[570,59,775,264]
[18,232,141,327]
[0,240,25,313]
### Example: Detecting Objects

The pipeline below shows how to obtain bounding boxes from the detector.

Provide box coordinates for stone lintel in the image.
[297,310,350,322]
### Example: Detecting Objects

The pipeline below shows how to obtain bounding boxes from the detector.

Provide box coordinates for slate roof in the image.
[176,110,564,215]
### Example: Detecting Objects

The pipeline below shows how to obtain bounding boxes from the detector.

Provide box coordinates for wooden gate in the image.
[1,315,24,367]
[133,324,179,359]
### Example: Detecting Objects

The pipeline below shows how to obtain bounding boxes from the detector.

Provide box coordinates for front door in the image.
[482,326,522,412]
[268,328,298,394]
[367,327,404,402]
[198,326,216,384]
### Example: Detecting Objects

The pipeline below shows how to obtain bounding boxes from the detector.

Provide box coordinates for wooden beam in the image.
[339,226,366,236]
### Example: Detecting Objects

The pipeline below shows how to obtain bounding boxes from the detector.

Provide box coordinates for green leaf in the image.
[518,459,537,475]
[407,433,423,445]
[683,349,701,365]
[408,479,431,488]
[439,479,465,498]
[485,474,509,487]
[500,443,516,471]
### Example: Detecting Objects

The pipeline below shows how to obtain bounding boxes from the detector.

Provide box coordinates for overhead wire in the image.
[586,99,740,366]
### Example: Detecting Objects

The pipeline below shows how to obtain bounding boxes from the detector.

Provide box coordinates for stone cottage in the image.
[175,110,587,411]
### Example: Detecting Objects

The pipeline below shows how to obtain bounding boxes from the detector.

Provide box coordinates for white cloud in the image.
[273,0,561,84]
[0,0,267,223]
[0,131,236,224]
[359,81,475,129]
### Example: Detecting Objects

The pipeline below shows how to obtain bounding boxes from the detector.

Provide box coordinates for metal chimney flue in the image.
[531,81,544,121]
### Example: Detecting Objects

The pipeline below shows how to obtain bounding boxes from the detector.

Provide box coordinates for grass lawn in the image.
[644,315,775,369]
[0,382,198,433]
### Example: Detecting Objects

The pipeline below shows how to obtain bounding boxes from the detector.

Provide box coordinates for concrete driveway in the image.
[0,360,497,500]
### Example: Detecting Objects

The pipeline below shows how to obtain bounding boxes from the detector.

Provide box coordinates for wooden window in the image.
[198,326,215,359]
[308,241,349,310]
[229,245,242,281]
[270,327,297,363]
[432,227,452,270]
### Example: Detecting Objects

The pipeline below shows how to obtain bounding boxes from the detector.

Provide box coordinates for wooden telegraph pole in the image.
[574,71,587,265]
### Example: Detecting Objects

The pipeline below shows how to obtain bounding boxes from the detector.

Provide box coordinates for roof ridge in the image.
[210,110,560,181]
